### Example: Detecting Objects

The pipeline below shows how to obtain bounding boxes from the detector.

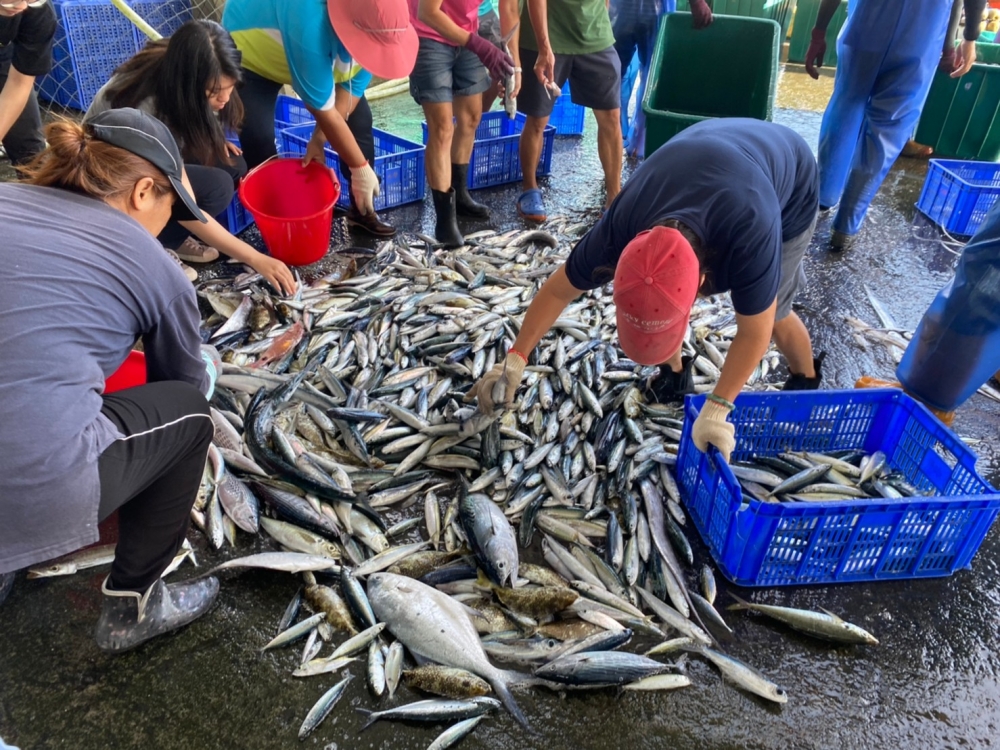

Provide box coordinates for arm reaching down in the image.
[465,265,584,412]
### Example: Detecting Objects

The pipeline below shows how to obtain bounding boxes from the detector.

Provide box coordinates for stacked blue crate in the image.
[36,0,192,111]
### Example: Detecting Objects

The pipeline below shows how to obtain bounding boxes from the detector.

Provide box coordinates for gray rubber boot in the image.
[0,571,14,607]
[95,575,220,653]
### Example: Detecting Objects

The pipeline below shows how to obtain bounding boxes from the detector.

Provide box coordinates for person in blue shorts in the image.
[223,0,418,238]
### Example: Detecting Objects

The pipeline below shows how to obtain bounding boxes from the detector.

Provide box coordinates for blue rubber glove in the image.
[200,344,221,400]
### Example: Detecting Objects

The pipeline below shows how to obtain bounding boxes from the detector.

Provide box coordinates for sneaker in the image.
[346,205,397,238]
[166,249,198,282]
[173,237,220,264]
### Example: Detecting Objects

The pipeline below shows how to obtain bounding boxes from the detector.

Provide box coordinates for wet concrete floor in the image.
[2,67,1000,750]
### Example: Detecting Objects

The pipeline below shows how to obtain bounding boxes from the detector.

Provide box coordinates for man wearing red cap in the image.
[223,0,419,237]
[466,118,821,462]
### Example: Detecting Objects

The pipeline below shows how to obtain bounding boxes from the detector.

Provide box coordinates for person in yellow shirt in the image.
[223,0,418,237]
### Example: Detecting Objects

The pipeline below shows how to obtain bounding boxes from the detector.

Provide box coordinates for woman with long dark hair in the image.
[87,19,295,294]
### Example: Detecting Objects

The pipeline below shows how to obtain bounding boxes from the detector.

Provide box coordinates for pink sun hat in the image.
[327,0,419,81]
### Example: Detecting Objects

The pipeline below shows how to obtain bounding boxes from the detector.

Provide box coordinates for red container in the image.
[238,158,339,266]
[105,350,147,394]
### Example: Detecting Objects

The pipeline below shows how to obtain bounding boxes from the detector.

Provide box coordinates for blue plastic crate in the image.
[275,94,315,131]
[130,0,192,43]
[421,112,555,189]
[278,125,425,211]
[218,193,254,234]
[36,38,74,107]
[676,389,1000,587]
[39,0,142,111]
[549,82,585,136]
[916,159,1000,238]
[215,136,254,234]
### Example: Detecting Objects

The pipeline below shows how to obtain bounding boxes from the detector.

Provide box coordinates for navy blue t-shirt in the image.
[565,118,819,316]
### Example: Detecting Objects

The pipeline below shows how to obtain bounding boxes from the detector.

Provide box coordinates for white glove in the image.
[463,353,527,414]
[349,163,379,216]
[691,399,736,463]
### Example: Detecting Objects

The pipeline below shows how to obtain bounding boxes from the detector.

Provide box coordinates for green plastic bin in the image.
[976,41,1000,65]
[914,62,1000,161]
[676,0,796,39]
[642,13,780,155]
[787,0,848,66]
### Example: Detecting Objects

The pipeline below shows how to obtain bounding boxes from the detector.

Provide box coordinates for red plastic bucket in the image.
[106,350,147,394]
[238,158,339,266]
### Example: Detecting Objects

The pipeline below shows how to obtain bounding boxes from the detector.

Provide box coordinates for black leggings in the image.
[157,159,247,249]
[98,381,213,593]
[239,67,375,170]
[0,51,45,166]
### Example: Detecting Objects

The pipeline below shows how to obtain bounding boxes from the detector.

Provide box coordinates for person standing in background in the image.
[223,0,418,238]
[806,0,985,251]
[516,0,622,222]
[610,0,711,158]
[409,0,520,247]
[477,0,503,112]
[0,0,56,167]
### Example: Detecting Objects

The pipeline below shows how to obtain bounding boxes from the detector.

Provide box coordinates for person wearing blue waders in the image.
[858,202,1000,426]
[806,0,986,251]
[611,0,710,158]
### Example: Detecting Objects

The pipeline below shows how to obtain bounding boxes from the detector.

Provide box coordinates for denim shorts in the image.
[410,37,491,105]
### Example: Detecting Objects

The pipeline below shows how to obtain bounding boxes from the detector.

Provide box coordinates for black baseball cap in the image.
[87,108,208,223]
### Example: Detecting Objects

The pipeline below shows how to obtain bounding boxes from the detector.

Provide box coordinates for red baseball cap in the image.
[327,0,419,81]
[613,226,700,365]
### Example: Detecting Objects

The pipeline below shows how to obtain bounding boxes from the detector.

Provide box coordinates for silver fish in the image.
[367,573,530,728]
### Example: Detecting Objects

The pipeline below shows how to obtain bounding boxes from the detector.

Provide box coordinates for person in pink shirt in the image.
[409,0,522,247]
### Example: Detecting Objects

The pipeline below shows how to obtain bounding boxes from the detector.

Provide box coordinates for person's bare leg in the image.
[519,115,550,192]
[482,82,500,114]
[593,107,623,206]
[772,312,816,377]
[663,347,684,372]
[452,94,482,165]
[423,102,456,191]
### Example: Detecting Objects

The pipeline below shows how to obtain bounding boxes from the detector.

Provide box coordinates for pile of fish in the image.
[847,284,1000,405]
[730,449,927,503]
[32,220,881,745]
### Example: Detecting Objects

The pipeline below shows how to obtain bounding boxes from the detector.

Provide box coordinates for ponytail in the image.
[20,119,174,204]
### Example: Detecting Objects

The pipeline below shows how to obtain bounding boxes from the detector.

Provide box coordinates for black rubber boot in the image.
[432,188,464,248]
[783,351,826,391]
[646,354,699,404]
[0,571,14,607]
[829,230,855,252]
[94,575,220,653]
[452,163,489,219]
